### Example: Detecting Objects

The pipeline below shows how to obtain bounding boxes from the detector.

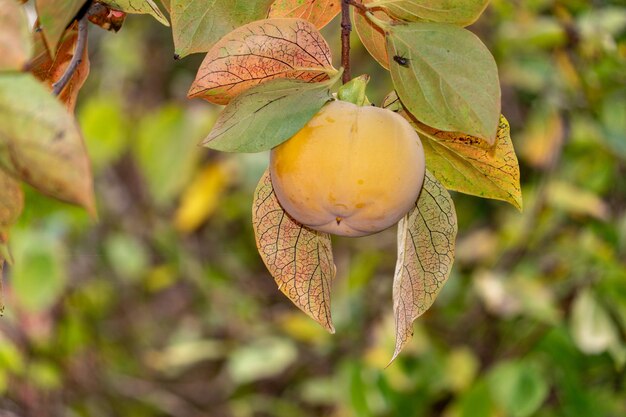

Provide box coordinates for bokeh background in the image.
[1,1,626,416]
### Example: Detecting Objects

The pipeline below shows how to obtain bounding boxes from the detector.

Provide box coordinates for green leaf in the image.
[202,74,339,153]
[570,288,620,355]
[171,0,274,57]
[10,230,67,313]
[0,73,95,214]
[378,0,490,26]
[252,170,336,333]
[391,170,457,362]
[488,360,549,417]
[386,22,501,143]
[458,380,494,417]
[78,95,129,172]
[101,0,169,26]
[35,0,87,53]
[227,337,298,383]
[383,92,522,210]
[601,92,626,159]
[134,105,210,205]
[0,0,33,71]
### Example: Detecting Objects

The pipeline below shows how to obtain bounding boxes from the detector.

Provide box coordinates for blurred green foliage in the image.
[1,1,626,416]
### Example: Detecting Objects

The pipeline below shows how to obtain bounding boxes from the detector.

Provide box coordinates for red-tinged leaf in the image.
[189,18,335,105]
[352,0,391,69]
[383,91,522,210]
[391,170,457,363]
[32,24,90,112]
[100,0,169,26]
[35,0,86,53]
[171,0,275,57]
[0,74,95,214]
[0,0,32,71]
[268,0,340,29]
[252,169,336,333]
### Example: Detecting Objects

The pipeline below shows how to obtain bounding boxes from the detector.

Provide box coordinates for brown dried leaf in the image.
[268,0,340,29]
[87,4,126,32]
[383,92,522,210]
[0,0,32,71]
[252,169,336,333]
[352,0,391,69]
[0,74,95,214]
[189,18,335,105]
[32,25,90,112]
[391,170,457,363]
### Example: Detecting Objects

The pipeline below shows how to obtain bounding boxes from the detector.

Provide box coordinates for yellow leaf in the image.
[519,108,564,169]
[268,0,340,29]
[352,0,391,69]
[174,160,233,233]
[547,181,610,221]
[383,91,523,210]
[252,169,336,333]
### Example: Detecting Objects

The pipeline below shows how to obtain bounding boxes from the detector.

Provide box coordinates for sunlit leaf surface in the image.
[268,0,340,29]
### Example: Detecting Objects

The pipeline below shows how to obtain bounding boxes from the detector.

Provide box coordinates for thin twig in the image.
[52,15,89,96]
[346,0,367,13]
[341,0,352,83]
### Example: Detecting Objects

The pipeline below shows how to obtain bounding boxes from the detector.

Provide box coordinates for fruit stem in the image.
[337,74,371,106]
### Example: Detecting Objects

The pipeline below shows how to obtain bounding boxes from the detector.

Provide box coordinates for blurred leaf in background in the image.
[0,1,625,417]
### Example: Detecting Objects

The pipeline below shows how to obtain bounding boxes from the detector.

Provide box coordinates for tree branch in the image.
[52,15,89,96]
[341,0,352,83]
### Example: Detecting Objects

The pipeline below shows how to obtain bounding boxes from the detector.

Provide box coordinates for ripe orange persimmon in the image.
[269,100,426,237]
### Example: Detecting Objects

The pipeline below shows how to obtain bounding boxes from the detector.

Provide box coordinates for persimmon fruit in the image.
[269,100,425,237]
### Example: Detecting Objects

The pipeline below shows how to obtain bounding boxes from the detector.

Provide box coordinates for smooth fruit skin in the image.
[269,100,426,237]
